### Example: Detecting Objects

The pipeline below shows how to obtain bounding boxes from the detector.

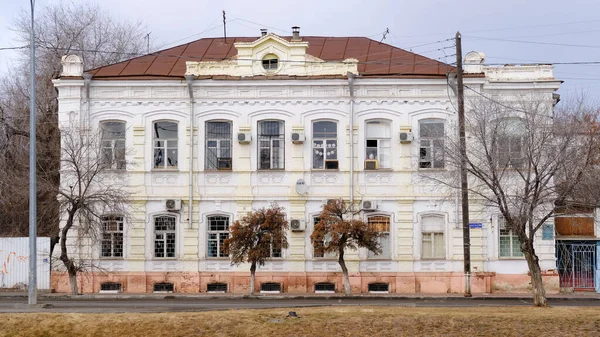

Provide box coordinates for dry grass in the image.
[1,306,600,337]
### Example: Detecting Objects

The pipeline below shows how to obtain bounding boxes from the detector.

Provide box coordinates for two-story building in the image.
[52,28,561,294]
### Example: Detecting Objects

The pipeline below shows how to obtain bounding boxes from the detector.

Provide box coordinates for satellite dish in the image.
[295,179,308,195]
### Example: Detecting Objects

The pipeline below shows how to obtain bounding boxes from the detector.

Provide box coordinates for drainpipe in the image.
[348,73,356,208]
[185,75,195,229]
[83,73,92,130]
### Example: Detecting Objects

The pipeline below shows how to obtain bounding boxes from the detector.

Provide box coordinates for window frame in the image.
[498,215,524,258]
[418,119,445,169]
[153,215,177,259]
[207,215,230,258]
[365,120,391,169]
[420,215,445,259]
[152,120,178,170]
[494,118,526,169]
[205,120,233,171]
[257,120,285,170]
[367,215,391,259]
[100,215,124,258]
[100,121,126,170]
[262,54,279,71]
[312,216,337,259]
[312,120,338,170]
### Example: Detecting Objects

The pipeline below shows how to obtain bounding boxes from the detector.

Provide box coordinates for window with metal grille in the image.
[312,121,337,169]
[498,215,524,258]
[153,282,174,292]
[101,215,124,258]
[154,215,176,258]
[153,121,178,169]
[100,121,126,170]
[260,282,281,293]
[100,282,122,292]
[365,120,391,169]
[205,121,232,170]
[258,120,284,170]
[419,119,444,169]
[207,283,228,293]
[314,282,335,293]
[367,216,390,258]
[207,215,229,258]
[368,283,389,293]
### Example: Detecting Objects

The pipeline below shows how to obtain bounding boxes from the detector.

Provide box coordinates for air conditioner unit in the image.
[400,132,413,143]
[364,159,379,170]
[217,158,232,170]
[165,199,182,211]
[291,132,305,143]
[325,160,339,170]
[361,200,378,211]
[237,132,251,143]
[290,219,305,231]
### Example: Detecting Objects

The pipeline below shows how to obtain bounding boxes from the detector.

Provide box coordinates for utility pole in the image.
[456,31,471,297]
[223,10,227,43]
[28,0,38,305]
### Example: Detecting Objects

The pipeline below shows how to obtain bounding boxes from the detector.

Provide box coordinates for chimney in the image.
[291,26,300,41]
[261,29,268,37]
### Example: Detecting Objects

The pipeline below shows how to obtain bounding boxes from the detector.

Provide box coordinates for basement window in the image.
[153,282,174,293]
[260,282,282,294]
[100,282,122,293]
[262,54,279,71]
[368,283,389,293]
[207,283,228,293]
[314,282,335,293]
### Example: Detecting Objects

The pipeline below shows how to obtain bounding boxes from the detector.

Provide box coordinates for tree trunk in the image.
[338,248,351,295]
[60,209,78,295]
[250,261,256,295]
[523,243,547,306]
[69,271,78,295]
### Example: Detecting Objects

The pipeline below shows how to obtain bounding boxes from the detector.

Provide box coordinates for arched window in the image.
[421,215,445,259]
[312,121,338,169]
[365,120,391,169]
[262,54,279,71]
[205,120,232,170]
[100,121,126,170]
[153,121,178,169]
[258,120,284,170]
[154,215,176,258]
[207,215,230,258]
[419,119,444,169]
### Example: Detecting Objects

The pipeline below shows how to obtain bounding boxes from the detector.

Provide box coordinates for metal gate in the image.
[557,241,596,290]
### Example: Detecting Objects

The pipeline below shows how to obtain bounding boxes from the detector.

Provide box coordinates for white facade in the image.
[51,35,561,294]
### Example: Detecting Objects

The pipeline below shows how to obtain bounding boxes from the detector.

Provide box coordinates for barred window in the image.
[154,215,176,258]
[498,216,524,258]
[312,121,338,169]
[205,121,232,170]
[100,121,126,170]
[258,120,284,170]
[101,215,124,258]
[367,216,390,258]
[207,215,230,258]
[153,121,178,169]
[419,119,445,169]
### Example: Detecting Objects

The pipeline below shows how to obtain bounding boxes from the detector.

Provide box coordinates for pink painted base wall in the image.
[51,271,560,294]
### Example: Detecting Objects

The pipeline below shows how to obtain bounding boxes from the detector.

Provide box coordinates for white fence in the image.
[0,237,51,290]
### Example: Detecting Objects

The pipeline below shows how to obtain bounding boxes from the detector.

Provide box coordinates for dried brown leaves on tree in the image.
[310,199,382,294]
[223,204,289,294]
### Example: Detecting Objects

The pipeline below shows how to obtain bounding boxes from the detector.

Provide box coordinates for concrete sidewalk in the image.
[1,290,599,301]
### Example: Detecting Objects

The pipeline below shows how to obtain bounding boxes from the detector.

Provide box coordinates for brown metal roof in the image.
[86,36,454,80]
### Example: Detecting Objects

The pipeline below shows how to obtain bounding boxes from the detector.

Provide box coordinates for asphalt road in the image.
[1,297,600,313]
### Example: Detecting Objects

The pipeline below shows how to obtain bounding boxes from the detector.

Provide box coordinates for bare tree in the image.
[223,205,289,295]
[440,95,600,306]
[58,126,129,294]
[310,199,382,295]
[0,1,147,238]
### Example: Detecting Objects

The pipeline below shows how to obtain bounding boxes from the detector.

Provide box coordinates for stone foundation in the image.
[50,271,560,294]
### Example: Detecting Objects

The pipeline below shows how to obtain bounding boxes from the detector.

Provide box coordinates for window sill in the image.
[205,257,230,260]
[99,257,124,260]
[418,168,447,172]
[366,257,392,261]
[152,169,179,172]
[364,168,393,172]
[313,257,338,260]
[151,257,178,260]
[420,257,446,260]
[257,169,285,172]
[205,169,232,172]
[498,256,525,260]
[311,169,340,172]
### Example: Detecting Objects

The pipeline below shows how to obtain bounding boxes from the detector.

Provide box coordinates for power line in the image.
[465,36,600,49]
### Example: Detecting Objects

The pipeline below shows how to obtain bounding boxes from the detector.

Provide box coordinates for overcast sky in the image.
[1,0,599,100]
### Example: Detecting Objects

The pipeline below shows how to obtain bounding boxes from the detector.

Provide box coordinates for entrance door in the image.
[557,241,597,291]
[596,241,600,293]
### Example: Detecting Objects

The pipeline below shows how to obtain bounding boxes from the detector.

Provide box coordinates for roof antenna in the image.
[380,28,389,43]
[223,10,227,43]
[145,32,151,54]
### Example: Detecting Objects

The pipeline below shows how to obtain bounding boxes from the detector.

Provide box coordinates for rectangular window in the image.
[154,215,176,258]
[258,120,284,169]
[498,216,524,257]
[495,118,525,169]
[205,121,232,170]
[313,121,338,169]
[365,121,391,169]
[101,215,124,258]
[153,121,178,169]
[419,120,444,169]
[313,217,336,258]
[271,237,282,258]
[100,121,126,170]
[207,216,230,258]
[421,215,445,259]
[367,216,391,258]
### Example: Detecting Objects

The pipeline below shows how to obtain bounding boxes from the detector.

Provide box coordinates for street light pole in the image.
[28,0,38,305]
